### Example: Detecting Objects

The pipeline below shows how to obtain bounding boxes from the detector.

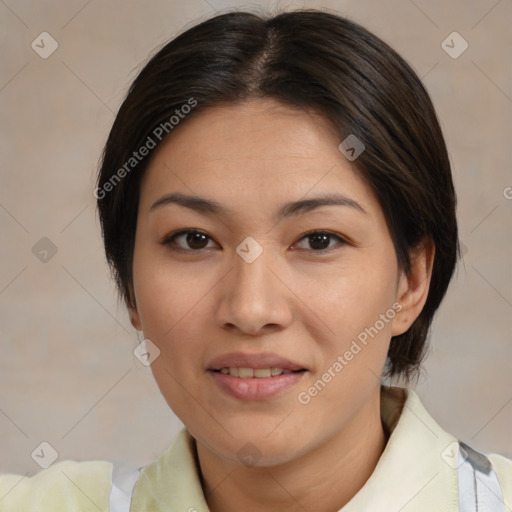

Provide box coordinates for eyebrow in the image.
[149,191,367,219]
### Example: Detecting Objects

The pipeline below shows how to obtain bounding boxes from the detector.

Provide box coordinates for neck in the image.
[197,385,388,512]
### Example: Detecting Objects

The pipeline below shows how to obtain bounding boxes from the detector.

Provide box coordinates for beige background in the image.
[0,0,511,476]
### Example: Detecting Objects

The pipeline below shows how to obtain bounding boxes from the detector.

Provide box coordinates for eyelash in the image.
[159,229,348,254]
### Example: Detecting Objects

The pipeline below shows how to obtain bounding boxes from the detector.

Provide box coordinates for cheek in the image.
[134,261,213,422]
[135,278,211,377]
[132,241,214,336]
[131,251,206,408]
[303,256,398,375]
[304,258,397,333]
[293,260,396,420]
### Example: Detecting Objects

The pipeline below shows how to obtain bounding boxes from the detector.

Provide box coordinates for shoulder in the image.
[488,452,512,508]
[0,459,113,511]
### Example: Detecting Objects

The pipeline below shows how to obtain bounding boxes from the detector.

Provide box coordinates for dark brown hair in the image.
[96,9,460,385]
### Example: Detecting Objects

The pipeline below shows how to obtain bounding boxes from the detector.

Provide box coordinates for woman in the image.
[1,8,510,512]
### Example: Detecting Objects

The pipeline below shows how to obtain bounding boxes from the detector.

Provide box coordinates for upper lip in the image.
[207,351,307,371]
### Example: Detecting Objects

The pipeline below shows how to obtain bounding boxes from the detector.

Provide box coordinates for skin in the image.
[129,98,435,512]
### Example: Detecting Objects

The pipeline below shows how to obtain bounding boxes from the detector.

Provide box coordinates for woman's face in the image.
[130,98,413,466]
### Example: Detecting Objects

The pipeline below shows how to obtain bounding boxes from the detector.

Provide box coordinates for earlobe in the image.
[391,238,435,337]
[127,286,142,331]
[128,306,142,331]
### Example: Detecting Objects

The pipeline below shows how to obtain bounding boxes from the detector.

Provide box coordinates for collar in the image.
[130,385,460,511]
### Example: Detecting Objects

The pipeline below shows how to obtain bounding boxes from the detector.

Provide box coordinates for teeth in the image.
[218,367,296,378]
[238,367,254,378]
[254,368,271,378]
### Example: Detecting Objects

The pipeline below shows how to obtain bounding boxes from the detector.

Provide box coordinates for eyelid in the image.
[291,230,348,252]
[159,229,218,250]
[159,228,349,253]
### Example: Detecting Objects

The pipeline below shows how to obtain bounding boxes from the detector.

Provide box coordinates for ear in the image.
[129,305,142,331]
[392,238,435,337]
[127,289,142,331]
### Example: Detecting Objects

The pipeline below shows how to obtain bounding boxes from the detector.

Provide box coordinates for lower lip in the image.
[208,370,307,401]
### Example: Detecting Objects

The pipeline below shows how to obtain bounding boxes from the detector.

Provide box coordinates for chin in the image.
[197,425,309,468]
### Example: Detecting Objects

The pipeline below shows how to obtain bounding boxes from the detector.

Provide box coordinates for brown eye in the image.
[160,230,216,251]
[185,232,209,249]
[293,231,346,252]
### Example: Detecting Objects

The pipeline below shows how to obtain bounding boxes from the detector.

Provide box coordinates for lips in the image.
[207,351,308,400]
[207,351,307,372]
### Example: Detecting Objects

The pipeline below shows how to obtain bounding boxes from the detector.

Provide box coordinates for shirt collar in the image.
[131,385,459,511]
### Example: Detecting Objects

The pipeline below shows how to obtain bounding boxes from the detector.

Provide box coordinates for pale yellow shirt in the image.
[1,386,511,511]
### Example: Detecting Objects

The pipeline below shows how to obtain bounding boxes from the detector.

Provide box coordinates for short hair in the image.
[96,9,461,386]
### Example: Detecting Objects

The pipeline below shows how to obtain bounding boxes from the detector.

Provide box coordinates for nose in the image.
[214,241,293,336]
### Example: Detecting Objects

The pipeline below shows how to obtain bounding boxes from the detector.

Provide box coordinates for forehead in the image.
[151,98,338,163]
[139,98,377,215]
